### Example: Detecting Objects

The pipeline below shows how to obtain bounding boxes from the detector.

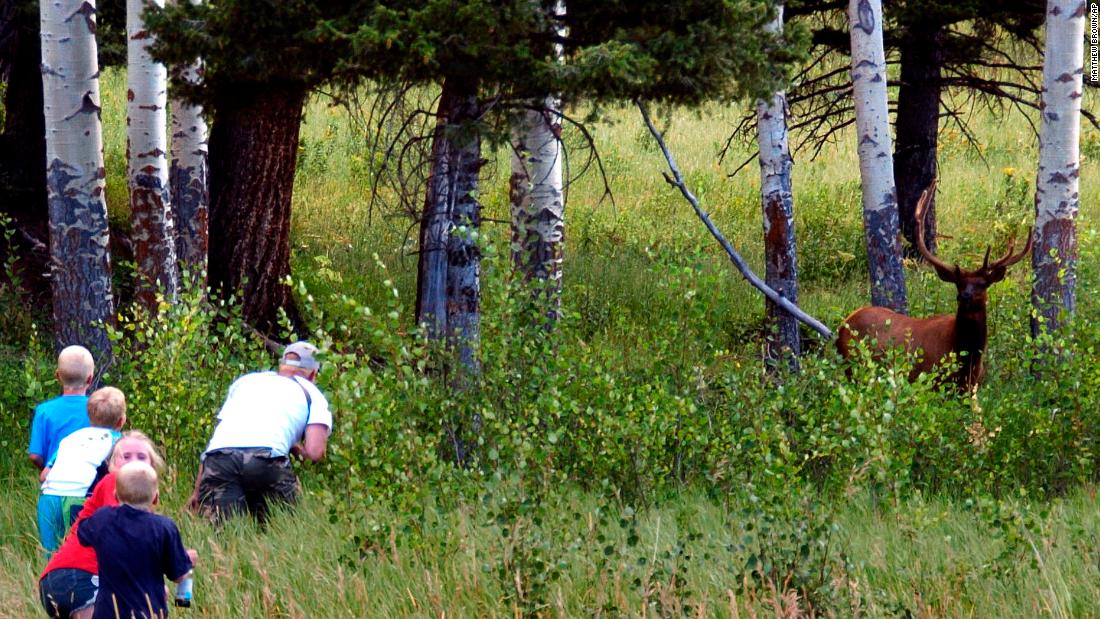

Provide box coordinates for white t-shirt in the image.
[41,427,118,497]
[204,371,332,458]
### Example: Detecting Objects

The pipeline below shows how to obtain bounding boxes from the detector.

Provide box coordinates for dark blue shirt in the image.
[78,505,192,619]
[28,395,89,464]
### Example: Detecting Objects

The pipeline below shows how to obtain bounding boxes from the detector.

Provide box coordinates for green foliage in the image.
[793,181,867,284]
[340,0,800,105]
[6,60,1100,616]
[0,214,34,348]
[101,284,271,463]
[145,0,361,105]
[149,0,802,118]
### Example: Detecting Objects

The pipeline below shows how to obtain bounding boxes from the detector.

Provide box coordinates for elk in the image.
[836,181,1033,389]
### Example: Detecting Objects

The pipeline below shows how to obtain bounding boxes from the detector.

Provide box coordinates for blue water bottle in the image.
[174,571,193,608]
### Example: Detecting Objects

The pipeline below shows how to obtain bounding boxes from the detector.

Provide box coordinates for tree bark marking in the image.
[40,0,115,360]
[127,0,179,310]
[1031,0,1085,335]
[848,0,908,312]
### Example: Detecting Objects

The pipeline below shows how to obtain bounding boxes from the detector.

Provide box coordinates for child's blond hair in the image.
[57,345,94,390]
[109,430,165,473]
[87,387,126,428]
[115,462,158,508]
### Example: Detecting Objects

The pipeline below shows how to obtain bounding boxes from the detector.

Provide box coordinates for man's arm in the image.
[29,454,44,469]
[294,424,329,462]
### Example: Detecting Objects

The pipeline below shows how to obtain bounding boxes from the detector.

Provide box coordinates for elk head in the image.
[836,180,1033,389]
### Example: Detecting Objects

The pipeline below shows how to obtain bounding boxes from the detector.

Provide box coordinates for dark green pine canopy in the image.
[147,0,805,111]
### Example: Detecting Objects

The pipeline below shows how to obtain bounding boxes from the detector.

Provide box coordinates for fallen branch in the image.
[636,100,834,340]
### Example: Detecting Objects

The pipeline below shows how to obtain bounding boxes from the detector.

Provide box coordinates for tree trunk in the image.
[415,77,482,375]
[756,1,800,373]
[893,21,943,258]
[509,101,564,322]
[127,0,179,310]
[509,0,565,326]
[849,0,908,312]
[39,0,115,360]
[445,90,482,376]
[0,0,49,293]
[168,0,208,285]
[208,85,305,335]
[1031,0,1084,336]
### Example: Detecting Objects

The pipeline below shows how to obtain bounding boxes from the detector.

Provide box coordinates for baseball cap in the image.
[282,341,320,371]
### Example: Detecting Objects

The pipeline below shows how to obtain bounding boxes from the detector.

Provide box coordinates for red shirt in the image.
[40,473,118,579]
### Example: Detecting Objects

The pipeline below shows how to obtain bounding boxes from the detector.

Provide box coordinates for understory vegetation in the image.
[1,70,1099,616]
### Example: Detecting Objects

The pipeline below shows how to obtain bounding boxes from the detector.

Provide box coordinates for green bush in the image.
[56,238,1097,512]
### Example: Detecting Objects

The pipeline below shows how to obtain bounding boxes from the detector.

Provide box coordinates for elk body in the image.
[836,182,1033,389]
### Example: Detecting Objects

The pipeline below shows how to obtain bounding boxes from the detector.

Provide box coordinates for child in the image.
[37,387,126,553]
[28,345,96,470]
[39,432,165,619]
[77,461,195,619]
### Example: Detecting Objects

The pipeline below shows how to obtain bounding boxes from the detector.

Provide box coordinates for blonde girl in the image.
[38,431,165,619]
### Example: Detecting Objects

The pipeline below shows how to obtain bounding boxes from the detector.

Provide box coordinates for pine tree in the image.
[0,0,48,293]
[149,0,796,345]
[146,1,361,334]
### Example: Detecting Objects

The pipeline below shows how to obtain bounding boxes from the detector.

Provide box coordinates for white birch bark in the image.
[169,0,208,284]
[510,0,565,323]
[1031,0,1086,335]
[39,0,115,358]
[128,0,179,309]
[509,104,564,301]
[849,0,907,312]
[756,1,800,372]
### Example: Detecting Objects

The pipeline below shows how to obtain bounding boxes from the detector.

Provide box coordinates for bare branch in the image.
[636,100,834,340]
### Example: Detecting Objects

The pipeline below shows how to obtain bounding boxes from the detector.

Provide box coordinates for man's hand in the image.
[39,467,50,483]
[298,424,329,462]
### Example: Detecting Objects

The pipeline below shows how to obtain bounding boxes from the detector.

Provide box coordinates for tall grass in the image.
[1,464,1098,617]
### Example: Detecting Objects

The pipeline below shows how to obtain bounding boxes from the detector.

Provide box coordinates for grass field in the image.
[1,68,1100,617]
[1,465,1098,617]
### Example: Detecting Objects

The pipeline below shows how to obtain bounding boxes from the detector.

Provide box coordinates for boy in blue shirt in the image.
[78,461,196,619]
[38,387,126,553]
[28,345,96,470]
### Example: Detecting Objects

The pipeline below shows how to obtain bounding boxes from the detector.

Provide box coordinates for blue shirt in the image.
[78,505,193,619]
[28,395,90,464]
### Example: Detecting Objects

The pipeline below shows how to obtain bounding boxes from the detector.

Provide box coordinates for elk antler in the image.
[982,226,1034,277]
[914,180,959,281]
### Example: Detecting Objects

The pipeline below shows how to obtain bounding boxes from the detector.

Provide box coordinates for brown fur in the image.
[837,307,981,386]
[836,180,1032,390]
